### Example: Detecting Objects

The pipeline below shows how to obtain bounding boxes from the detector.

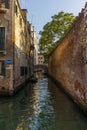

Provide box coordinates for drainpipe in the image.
[12,0,15,90]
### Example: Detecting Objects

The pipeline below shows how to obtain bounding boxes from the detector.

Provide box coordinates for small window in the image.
[4,0,10,8]
[16,5,18,15]
[25,67,27,75]
[20,67,28,76]
[20,17,22,27]
[0,27,5,51]
[24,27,27,36]
[20,67,24,76]
[0,61,5,75]
[14,2,18,16]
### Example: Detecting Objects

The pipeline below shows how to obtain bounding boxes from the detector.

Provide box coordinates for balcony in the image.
[0,2,7,13]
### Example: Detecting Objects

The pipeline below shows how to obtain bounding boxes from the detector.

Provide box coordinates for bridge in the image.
[34,64,48,72]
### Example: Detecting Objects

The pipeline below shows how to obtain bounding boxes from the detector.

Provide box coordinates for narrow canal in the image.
[0,73,87,130]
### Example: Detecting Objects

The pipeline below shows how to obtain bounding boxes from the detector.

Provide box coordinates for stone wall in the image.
[48,3,87,108]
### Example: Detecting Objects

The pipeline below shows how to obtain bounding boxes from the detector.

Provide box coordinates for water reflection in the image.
[0,73,87,130]
[48,79,87,130]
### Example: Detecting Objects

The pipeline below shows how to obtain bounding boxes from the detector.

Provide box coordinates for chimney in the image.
[22,9,28,22]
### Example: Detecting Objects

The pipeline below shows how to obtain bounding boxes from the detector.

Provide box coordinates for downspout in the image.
[12,0,15,90]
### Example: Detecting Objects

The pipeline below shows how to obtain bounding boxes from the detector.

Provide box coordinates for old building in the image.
[34,31,39,65]
[38,53,44,65]
[28,23,35,77]
[0,0,35,95]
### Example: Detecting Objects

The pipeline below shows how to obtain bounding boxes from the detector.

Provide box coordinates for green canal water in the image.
[0,74,87,130]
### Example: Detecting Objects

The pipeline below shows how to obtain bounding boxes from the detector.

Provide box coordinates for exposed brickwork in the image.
[48,3,87,108]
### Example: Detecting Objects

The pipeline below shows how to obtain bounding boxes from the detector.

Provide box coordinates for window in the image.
[0,60,5,75]
[14,2,18,15]
[2,0,9,8]
[20,67,28,76]
[20,67,24,76]
[5,0,9,8]
[0,27,5,51]
[25,67,28,75]
[24,27,27,36]
[20,17,22,27]
[16,5,18,15]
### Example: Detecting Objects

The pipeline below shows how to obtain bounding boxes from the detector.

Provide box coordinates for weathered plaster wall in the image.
[13,0,30,89]
[0,0,13,93]
[48,4,87,108]
[14,0,26,88]
[0,0,30,95]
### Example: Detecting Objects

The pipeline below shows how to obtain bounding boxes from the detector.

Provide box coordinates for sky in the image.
[19,0,87,38]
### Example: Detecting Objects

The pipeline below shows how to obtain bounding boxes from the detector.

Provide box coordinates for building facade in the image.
[28,23,35,77]
[38,53,44,65]
[0,0,35,95]
[34,31,39,65]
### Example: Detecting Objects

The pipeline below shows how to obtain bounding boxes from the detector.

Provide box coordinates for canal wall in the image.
[48,3,87,109]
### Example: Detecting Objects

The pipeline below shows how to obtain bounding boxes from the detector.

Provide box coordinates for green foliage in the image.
[39,11,75,57]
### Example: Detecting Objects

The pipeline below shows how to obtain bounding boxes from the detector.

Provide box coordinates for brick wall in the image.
[48,3,87,108]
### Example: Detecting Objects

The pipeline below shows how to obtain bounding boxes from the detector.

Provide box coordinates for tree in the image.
[39,11,75,57]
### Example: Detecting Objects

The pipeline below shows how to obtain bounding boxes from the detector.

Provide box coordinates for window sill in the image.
[0,76,4,79]
[0,50,6,54]
[0,8,7,13]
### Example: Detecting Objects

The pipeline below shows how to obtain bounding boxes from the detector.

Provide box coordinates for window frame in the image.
[2,0,10,8]
[0,27,5,51]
